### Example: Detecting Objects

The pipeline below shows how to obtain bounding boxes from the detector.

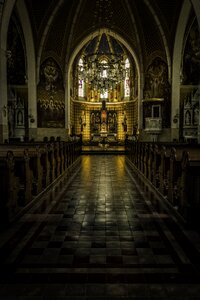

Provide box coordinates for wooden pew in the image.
[0,144,45,197]
[158,146,170,196]
[14,149,33,206]
[0,151,20,224]
[40,145,50,188]
[30,149,43,190]
[152,144,161,188]
[125,140,200,225]
[144,143,150,179]
[147,144,154,183]
[166,147,182,206]
[0,139,81,224]
[178,150,200,224]
[59,141,65,174]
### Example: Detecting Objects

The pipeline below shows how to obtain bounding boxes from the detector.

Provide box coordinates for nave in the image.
[0,155,200,299]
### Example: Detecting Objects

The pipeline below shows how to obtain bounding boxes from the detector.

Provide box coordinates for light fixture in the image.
[78,52,129,95]
[77,0,130,97]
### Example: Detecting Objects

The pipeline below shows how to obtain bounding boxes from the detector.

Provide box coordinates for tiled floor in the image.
[81,145,125,154]
[0,155,200,299]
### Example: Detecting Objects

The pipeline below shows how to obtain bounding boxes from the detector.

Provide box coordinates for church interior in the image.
[0,0,200,299]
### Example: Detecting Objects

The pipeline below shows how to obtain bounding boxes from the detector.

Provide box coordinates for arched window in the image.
[124,58,130,97]
[78,58,85,97]
[100,90,108,99]
[100,59,108,99]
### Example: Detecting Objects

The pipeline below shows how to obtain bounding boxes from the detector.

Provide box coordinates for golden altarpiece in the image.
[70,33,138,144]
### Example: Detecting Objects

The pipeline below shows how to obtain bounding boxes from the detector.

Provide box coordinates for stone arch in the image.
[36,0,65,81]
[0,0,36,140]
[191,0,200,29]
[144,0,171,81]
[65,28,142,133]
[171,0,192,141]
[16,0,37,132]
[0,0,15,137]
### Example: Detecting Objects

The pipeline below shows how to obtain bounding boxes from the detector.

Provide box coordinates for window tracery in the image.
[124,58,130,97]
[78,58,85,97]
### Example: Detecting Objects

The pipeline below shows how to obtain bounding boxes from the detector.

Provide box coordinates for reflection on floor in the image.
[0,155,200,299]
[82,145,125,154]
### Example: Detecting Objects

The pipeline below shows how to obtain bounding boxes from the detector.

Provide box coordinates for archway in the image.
[65,28,142,142]
[0,0,36,142]
[171,0,195,142]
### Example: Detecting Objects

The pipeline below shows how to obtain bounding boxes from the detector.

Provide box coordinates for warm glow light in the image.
[78,53,130,95]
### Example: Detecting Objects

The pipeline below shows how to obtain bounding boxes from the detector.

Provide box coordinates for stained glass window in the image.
[100,59,108,99]
[78,58,84,97]
[124,58,130,97]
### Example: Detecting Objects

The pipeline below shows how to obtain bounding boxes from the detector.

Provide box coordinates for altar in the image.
[90,100,118,145]
[91,132,117,145]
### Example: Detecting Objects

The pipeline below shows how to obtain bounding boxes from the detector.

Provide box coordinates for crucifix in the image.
[101,100,107,133]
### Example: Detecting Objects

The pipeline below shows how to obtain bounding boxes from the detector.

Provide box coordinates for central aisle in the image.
[0,155,200,299]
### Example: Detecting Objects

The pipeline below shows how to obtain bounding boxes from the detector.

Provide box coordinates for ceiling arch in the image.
[65,27,143,130]
[143,0,171,80]
[65,28,141,84]
[171,0,192,129]
[36,0,64,82]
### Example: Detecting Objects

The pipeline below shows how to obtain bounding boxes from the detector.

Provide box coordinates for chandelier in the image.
[78,52,129,94]
[76,0,131,95]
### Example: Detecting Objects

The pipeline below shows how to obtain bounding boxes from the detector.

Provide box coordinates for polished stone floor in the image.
[81,145,125,154]
[0,155,200,299]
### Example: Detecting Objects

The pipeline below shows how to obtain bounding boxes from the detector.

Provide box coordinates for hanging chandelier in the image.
[78,52,129,94]
[76,0,131,95]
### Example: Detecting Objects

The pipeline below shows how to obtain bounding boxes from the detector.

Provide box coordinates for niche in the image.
[152,105,161,118]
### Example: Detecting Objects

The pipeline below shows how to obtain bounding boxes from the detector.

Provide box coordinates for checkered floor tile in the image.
[0,155,200,299]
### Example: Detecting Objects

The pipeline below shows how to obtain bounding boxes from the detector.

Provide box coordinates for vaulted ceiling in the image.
[23,0,184,71]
